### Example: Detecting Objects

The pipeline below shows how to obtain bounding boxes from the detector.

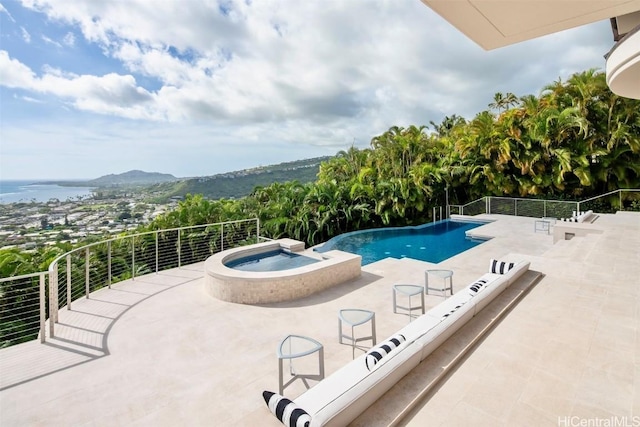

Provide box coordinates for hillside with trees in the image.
[88,170,178,185]
[145,157,330,201]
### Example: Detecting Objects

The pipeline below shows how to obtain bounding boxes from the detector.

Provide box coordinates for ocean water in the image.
[0,180,95,204]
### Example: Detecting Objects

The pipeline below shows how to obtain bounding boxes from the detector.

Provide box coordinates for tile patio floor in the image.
[1,212,638,426]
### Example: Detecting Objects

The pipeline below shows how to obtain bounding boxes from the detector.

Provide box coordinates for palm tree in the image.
[488,92,506,113]
[504,92,519,109]
[429,115,466,137]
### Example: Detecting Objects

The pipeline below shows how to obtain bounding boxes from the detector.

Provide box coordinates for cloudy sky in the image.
[0,0,614,180]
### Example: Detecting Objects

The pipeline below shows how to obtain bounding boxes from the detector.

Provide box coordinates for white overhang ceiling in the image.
[420,0,640,50]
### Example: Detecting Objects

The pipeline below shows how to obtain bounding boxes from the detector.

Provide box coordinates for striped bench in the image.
[262,258,531,427]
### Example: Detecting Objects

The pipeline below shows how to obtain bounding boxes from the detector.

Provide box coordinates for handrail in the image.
[46,218,257,268]
[461,197,486,208]
[0,271,46,282]
[449,189,640,218]
[490,196,580,203]
[0,271,47,344]
[577,188,640,211]
[46,218,260,340]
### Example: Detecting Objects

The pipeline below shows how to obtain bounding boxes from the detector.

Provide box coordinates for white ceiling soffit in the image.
[606,28,640,99]
[615,10,640,34]
[421,0,640,50]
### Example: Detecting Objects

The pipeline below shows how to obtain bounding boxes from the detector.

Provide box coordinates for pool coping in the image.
[203,239,362,304]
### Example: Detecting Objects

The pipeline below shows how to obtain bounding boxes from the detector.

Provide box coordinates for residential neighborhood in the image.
[0,196,178,250]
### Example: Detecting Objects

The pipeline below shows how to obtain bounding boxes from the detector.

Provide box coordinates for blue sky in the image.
[0,0,615,180]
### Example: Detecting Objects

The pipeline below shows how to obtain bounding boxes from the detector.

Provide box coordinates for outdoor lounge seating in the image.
[262,258,531,427]
[560,210,596,223]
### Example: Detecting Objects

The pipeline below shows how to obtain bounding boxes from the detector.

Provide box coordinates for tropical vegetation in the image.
[152,69,640,244]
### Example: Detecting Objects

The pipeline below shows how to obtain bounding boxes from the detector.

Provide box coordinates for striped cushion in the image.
[262,391,311,427]
[365,334,406,371]
[468,279,488,296]
[442,302,466,319]
[561,217,578,222]
[490,259,515,274]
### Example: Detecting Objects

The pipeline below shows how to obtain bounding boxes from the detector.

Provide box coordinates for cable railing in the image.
[487,197,577,218]
[577,189,640,213]
[47,218,260,338]
[449,189,639,219]
[449,197,487,216]
[0,272,47,348]
[0,218,259,348]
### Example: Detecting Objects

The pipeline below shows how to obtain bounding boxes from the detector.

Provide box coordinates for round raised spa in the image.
[204,239,361,304]
[225,249,320,272]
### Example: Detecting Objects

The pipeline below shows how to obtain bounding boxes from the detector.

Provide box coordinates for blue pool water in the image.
[317,220,488,265]
[225,250,320,272]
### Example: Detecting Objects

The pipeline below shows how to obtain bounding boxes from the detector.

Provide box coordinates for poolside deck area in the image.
[1,212,638,426]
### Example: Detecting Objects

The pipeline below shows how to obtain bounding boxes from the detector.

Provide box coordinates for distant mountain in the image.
[51,157,334,200]
[89,170,178,186]
[145,156,333,201]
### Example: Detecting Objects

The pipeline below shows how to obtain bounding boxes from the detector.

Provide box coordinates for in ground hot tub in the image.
[204,239,361,304]
[225,249,320,272]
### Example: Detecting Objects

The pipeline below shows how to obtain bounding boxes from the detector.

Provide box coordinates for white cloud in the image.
[0,0,619,179]
[41,35,62,47]
[20,26,31,43]
[0,50,37,87]
[0,116,335,180]
[12,1,615,127]
[0,2,16,22]
[14,93,43,103]
[1,50,155,118]
[62,31,75,46]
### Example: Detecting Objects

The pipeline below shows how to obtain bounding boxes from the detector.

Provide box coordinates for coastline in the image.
[0,181,95,204]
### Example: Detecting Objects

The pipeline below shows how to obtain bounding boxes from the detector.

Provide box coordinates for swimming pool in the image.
[317,220,488,265]
[225,249,320,272]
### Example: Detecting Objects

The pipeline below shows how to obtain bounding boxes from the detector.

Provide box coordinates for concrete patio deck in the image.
[1,212,638,426]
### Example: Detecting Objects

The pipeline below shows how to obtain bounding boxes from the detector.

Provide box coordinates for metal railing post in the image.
[576,201,581,214]
[432,207,436,222]
[85,247,90,298]
[514,199,518,216]
[439,206,442,221]
[66,255,71,309]
[256,218,260,243]
[221,224,224,252]
[155,232,159,274]
[107,240,112,288]
[49,265,56,337]
[39,273,46,343]
[131,238,136,280]
[54,268,59,323]
[544,200,547,217]
[178,230,182,268]
[445,186,449,218]
[620,190,622,211]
